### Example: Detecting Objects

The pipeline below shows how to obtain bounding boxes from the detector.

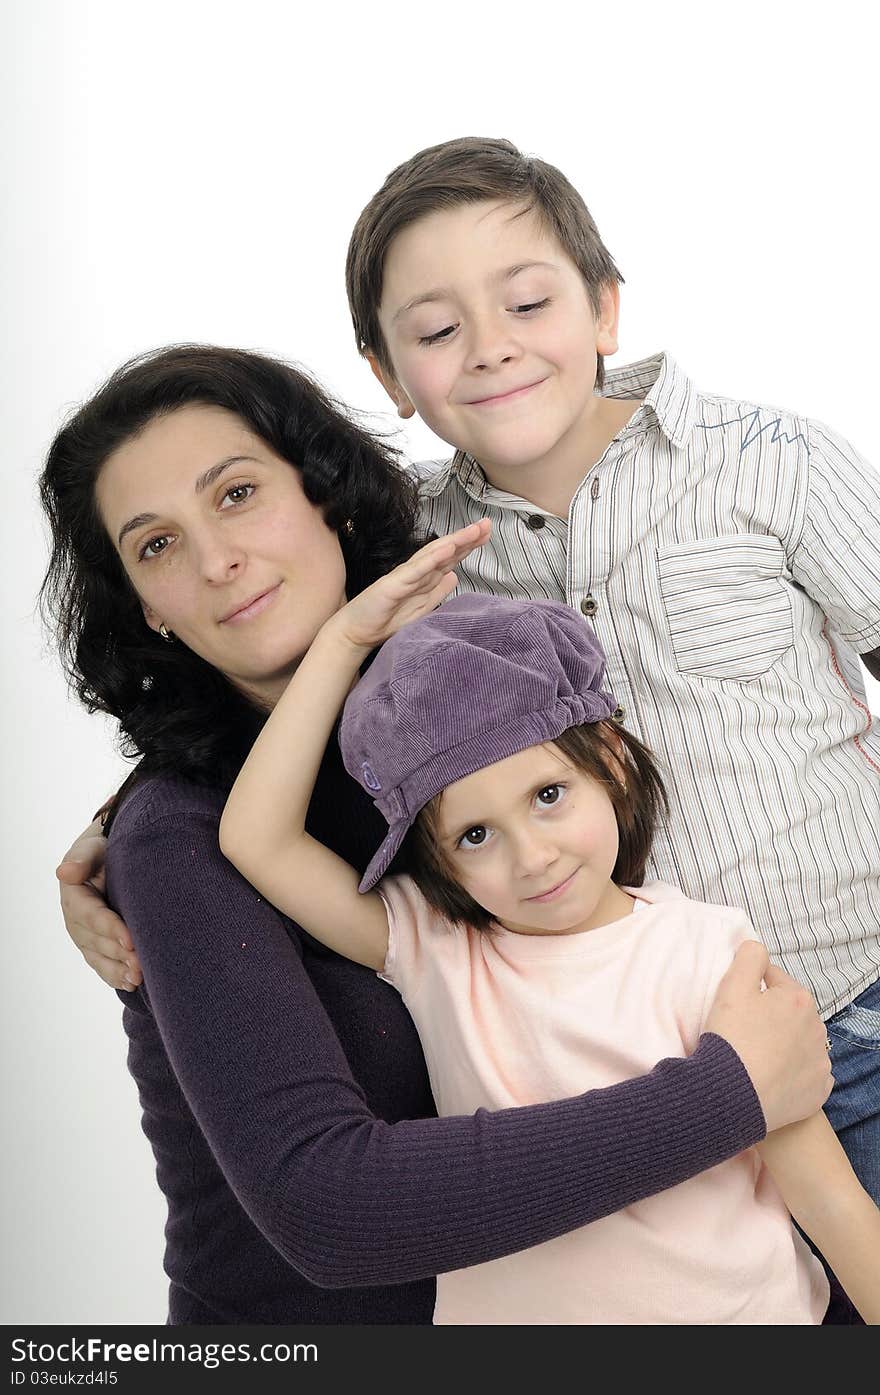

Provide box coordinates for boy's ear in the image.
[594,281,621,358]
[365,352,416,420]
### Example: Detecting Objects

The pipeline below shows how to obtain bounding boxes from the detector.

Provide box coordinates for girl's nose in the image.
[513,830,558,878]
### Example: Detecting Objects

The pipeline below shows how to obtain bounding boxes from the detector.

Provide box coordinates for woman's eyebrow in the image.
[194,455,258,495]
[116,456,259,546]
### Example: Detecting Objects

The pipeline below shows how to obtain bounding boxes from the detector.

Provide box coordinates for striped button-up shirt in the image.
[415,352,880,1016]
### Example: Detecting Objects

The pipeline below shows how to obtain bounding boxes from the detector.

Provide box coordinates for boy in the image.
[345,137,880,1197]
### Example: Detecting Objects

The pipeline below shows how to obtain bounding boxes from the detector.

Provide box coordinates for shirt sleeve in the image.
[107,800,768,1290]
[696,909,762,1038]
[789,421,880,654]
[377,873,440,996]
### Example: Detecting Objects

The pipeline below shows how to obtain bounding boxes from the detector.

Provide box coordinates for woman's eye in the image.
[222,483,256,506]
[459,825,489,848]
[419,324,457,346]
[536,784,563,806]
[139,534,172,560]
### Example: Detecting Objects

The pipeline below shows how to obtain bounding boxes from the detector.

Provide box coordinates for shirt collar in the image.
[418,352,700,501]
[603,352,700,450]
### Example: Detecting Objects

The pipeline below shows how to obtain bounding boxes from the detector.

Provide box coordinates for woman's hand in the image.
[328,520,491,653]
[57,821,143,990]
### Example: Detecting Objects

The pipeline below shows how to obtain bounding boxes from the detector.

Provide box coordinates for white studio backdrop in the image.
[2,0,878,1323]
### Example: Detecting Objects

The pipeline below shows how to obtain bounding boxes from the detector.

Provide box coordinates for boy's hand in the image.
[704,941,831,1133]
[57,822,143,990]
[329,521,491,653]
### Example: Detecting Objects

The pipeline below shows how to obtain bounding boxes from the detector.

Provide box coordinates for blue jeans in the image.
[824,974,880,1205]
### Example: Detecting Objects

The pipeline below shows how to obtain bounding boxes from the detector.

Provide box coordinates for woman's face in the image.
[96,404,348,707]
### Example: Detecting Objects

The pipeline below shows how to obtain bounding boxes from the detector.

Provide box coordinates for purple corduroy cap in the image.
[339,594,617,892]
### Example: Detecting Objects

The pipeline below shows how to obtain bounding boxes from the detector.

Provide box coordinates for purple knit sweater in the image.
[106,742,765,1324]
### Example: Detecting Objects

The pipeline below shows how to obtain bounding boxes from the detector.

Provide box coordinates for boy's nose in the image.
[465,317,521,373]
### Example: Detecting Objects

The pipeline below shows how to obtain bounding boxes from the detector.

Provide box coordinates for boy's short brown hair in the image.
[345,136,624,390]
[397,722,667,933]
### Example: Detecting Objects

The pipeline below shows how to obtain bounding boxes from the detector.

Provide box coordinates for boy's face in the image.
[371,200,619,480]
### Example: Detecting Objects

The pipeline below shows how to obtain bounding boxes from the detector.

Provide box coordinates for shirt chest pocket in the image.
[656,534,794,681]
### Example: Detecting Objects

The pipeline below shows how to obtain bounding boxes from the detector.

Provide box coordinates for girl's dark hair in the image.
[400,722,668,931]
[39,344,421,825]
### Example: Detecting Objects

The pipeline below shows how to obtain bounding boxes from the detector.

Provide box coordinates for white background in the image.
[3,0,878,1323]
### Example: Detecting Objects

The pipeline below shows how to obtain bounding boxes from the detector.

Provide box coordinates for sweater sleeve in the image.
[107,795,766,1290]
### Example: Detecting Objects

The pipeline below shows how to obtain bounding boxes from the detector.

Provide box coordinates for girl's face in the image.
[434,742,634,936]
[96,404,348,708]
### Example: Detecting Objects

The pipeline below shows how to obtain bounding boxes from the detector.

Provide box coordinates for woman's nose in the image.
[193,529,246,583]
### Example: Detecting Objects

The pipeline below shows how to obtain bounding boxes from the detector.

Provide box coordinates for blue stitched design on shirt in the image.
[696,409,808,455]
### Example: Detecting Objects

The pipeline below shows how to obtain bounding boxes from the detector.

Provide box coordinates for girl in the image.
[220,524,880,1325]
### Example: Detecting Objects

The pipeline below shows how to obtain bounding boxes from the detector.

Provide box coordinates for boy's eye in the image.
[512,298,551,315]
[536,784,562,806]
[419,324,458,346]
[459,825,489,848]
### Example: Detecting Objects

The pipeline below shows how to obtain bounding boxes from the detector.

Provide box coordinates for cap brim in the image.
[357,816,412,893]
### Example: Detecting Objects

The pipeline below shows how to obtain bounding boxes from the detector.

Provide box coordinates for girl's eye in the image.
[512,298,551,315]
[536,784,563,806]
[458,825,489,849]
[139,534,172,561]
[221,483,255,506]
[419,324,458,347]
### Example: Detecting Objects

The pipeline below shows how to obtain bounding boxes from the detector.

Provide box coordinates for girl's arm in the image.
[219,522,491,972]
[107,778,769,1289]
[758,1114,880,1322]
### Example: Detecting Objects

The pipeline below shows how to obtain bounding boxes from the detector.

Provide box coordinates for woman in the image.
[41,344,831,1324]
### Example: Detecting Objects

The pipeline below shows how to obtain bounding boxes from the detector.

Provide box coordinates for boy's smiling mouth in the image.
[464,378,547,408]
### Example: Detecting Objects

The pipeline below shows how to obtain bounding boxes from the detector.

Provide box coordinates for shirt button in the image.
[525,514,546,530]
[612,705,626,723]
[580,595,598,617]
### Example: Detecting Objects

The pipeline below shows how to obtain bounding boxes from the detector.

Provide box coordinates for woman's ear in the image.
[365,353,416,420]
[140,599,162,634]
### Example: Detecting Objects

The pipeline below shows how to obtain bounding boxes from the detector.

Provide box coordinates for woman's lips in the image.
[220,583,281,625]
[525,868,579,904]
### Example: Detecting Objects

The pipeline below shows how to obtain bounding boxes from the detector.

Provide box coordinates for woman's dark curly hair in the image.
[39,345,421,822]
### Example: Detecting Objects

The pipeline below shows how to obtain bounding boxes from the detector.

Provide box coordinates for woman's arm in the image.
[758,1115,880,1322]
[220,523,490,972]
[109,786,771,1290]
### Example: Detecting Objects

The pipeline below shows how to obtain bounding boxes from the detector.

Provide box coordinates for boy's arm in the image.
[220,621,390,971]
[56,818,143,988]
[758,1113,880,1323]
[789,422,880,659]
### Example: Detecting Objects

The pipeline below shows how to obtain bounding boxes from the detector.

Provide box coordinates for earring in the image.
[158,623,174,642]
[342,519,355,537]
